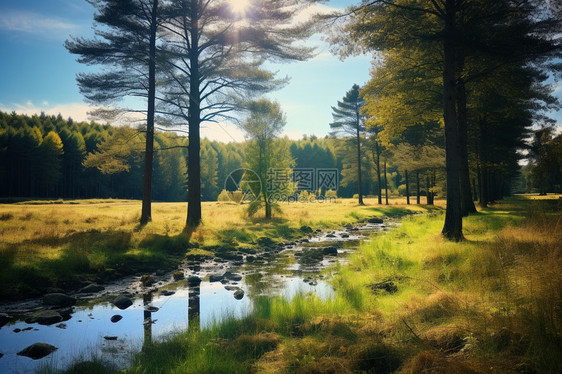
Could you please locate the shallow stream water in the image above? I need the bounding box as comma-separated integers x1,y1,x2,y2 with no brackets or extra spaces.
0,221,393,373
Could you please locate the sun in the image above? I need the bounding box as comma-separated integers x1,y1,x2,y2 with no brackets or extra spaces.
231,0,250,14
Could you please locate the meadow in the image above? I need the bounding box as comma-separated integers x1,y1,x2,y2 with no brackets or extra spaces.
32,195,561,374
0,197,426,301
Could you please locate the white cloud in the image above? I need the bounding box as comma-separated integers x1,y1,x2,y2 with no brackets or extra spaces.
201,121,246,143
0,101,92,122
0,10,78,39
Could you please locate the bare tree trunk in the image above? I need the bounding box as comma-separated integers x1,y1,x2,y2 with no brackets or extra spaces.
140,0,158,225
376,142,382,204
457,78,476,217
405,169,410,205
441,0,463,241
356,127,364,205
416,170,420,204
186,0,202,228
384,159,388,205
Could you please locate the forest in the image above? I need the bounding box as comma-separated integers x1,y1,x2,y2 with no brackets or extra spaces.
1,110,559,204
1,0,562,373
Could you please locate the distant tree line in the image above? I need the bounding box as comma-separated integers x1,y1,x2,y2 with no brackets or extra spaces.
1,110,455,203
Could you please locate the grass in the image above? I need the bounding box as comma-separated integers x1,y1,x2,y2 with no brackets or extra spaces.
50,194,561,374
0,197,422,300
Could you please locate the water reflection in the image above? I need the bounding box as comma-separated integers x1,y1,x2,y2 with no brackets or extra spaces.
143,293,152,349
188,277,201,332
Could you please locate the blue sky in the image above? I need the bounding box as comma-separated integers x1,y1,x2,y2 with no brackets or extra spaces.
0,0,559,142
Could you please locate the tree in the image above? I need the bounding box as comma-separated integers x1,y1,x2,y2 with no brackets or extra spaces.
330,84,366,205
40,131,64,195
66,0,161,224
334,0,561,240
242,99,293,219
160,0,318,228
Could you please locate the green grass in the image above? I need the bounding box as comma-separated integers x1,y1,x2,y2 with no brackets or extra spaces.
63,195,560,374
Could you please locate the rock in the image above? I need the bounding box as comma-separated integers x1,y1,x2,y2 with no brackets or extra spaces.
144,306,159,313
369,280,398,294
308,281,318,286
0,313,12,328
55,307,73,318
340,233,350,238
301,238,310,243
155,269,167,276
257,237,275,247
344,223,353,229
209,274,224,282
368,217,384,224
300,225,313,233
17,343,57,360
233,289,245,300
113,295,133,310
0,352,3,358
224,272,242,281
326,234,336,238
224,286,240,291
173,271,185,281
104,336,118,340
23,327,32,331
160,290,175,296
27,310,63,325
140,275,155,287
42,293,76,307
14,328,21,333
110,315,123,323
79,283,105,293
246,255,255,263
187,276,201,286
46,287,66,294
323,246,338,256
55,323,67,329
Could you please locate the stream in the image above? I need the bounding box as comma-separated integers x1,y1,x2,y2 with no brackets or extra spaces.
0,220,394,374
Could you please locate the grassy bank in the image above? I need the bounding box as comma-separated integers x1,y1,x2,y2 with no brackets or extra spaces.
46,195,561,373
0,198,424,301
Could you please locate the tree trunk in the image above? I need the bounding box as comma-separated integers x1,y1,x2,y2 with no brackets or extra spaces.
384,159,388,205
356,127,364,205
376,142,382,204
186,0,202,228
441,0,463,241
472,177,478,202
457,78,476,217
416,170,420,204
405,169,410,205
140,0,158,225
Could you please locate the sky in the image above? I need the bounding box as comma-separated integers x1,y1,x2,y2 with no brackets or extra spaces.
0,0,559,142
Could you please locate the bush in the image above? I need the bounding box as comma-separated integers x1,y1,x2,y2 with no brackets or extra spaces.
217,189,232,202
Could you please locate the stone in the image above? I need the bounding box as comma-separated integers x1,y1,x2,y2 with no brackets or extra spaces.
257,236,275,247
246,255,255,263
326,234,337,238
224,286,240,291
104,336,118,340
27,310,63,325
323,246,338,256
140,275,155,287
14,328,21,333
160,290,175,296
209,274,224,282
233,289,245,300
79,283,105,293
113,295,133,310
55,307,74,317
368,217,384,224
0,352,3,358
55,323,67,329
300,225,313,233
0,313,12,328
17,343,57,360
224,272,242,281
144,306,159,313
187,276,201,286
173,271,185,281
42,293,76,307
110,315,123,323
340,233,350,238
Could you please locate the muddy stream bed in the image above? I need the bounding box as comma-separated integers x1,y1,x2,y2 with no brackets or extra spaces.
0,220,396,373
